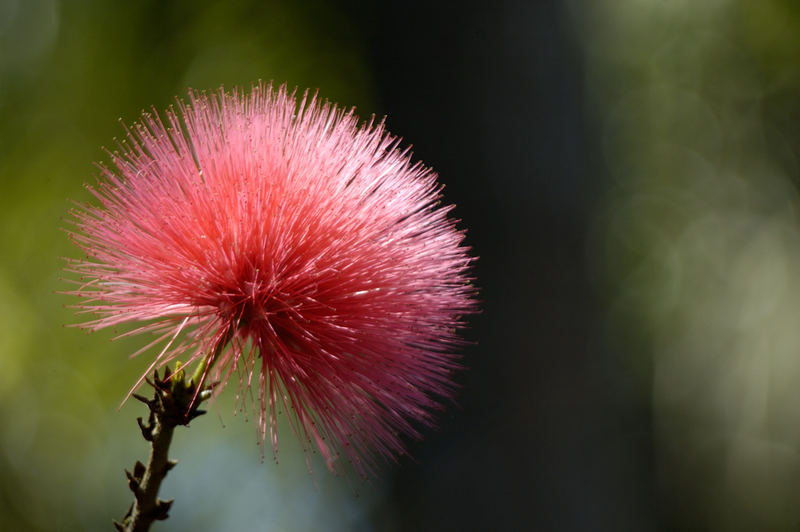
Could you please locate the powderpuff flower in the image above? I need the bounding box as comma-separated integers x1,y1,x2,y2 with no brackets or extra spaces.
66,83,477,477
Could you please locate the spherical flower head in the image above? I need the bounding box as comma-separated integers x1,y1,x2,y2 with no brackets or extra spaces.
66,83,477,478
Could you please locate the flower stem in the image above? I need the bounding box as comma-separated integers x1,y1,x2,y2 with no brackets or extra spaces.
114,365,211,532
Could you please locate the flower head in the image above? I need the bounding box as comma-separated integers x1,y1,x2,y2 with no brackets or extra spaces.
66,83,476,477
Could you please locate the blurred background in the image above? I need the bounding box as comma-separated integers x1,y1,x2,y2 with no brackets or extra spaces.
3,0,800,530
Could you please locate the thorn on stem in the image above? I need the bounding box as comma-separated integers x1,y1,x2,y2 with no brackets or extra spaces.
132,393,151,406
153,390,165,409
133,461,146,480
155,498,174,520
125,469,143,498
137,417,153,441
188,409,207,421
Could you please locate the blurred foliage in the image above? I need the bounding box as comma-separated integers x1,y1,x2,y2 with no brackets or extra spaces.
571,0,800,530
0,0,384,530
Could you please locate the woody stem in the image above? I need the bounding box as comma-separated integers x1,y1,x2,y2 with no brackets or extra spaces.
116,330,234,531
121,398,178,532
115,364,214,532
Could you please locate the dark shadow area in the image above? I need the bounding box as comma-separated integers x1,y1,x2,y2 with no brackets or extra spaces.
341,1,661,530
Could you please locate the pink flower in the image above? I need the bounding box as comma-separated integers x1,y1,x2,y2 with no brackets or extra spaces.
66,83,477,477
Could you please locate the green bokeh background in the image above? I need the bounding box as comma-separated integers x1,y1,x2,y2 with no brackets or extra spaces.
0,1,384,530
573,0,800,529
